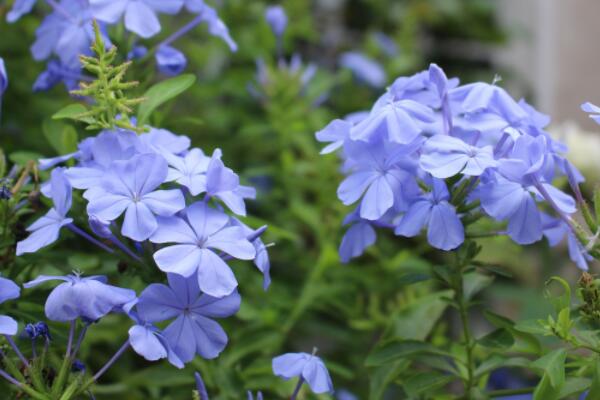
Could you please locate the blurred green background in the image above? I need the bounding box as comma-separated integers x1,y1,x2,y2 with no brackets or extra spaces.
0,0,590,398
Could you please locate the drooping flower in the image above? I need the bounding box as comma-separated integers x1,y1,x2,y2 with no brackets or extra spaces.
90,0,184,38
339,220,376,263
16,168,73,255
272,351,334,394
265,5,288,37
0,57,7,98
6,0,36,23
581,102,600,125
339,52,387,88
32,59,83,92
395,179,464,250
136,273,240,362
87,153,185,241
194,371,210,400
543,215,592,271
315,119,351,155
201,150,256,216
150,202,255,298
24,274,136,322
0,277,20,335
194,3,237,52
156,46,188,76
128,311,184,369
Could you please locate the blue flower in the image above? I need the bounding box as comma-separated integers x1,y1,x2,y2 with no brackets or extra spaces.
6,0,37,23
194,3,238,52
194,371,210,400
156,46,188,76
0,57,7,97
350,95,434,143
136,273,240,362
33,60,82,92
150,202,255,298
164,148,211,195
272,351,334,394
128,311,184,369
202,150,256,216
86,153,186,241
16,168,73,255
265,5,288,37
24,274,136,322
339,52,387,88
420,134,497,178
337,136,421,220
581,102,600,125
90,0,184,38
0,277,20,335
339,220,376,263
31,0,108,69
315,119,351,155
395,178,464,250
543,215,592,271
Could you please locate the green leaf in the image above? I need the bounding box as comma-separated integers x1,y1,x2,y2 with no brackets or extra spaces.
474,355,529,378
42,120,78,155
589,358,600,399
137,74,196,125
531,348,566,388
463,271,494,301
514,319,548,335
368,361,409,400
478,328,514,349
533,373,559,400
557,377,591,398
403,371,453,397
52,103,89,121
365,340,449,367
390,290,453,340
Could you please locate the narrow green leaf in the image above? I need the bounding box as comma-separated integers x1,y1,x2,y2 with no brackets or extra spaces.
463,271,494,301
365,340,449,367
533,373,559,400
531,348,566,388
390,290,453,340
403,372,453,397
478,328,514,349
42,120,78,155
52,103,88,120
368,361,409,400
589,357,600,400
137,74,196,125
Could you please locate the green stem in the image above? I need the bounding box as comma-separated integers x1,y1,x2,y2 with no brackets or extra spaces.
453,253,476,396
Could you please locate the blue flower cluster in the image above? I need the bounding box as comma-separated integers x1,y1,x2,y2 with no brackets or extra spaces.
7,0,236,90
14,125,270,368
318,64,590,269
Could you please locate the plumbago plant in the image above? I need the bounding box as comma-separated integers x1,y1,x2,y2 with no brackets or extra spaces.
0,24,337,400
317,64,600,398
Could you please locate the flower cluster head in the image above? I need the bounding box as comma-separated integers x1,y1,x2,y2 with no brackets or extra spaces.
318,64,589,269
7,0,236,90
272,350,334,395
18,126,270,297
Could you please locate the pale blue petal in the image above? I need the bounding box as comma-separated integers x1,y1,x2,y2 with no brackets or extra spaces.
427,202,464,250
197,249,238,298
